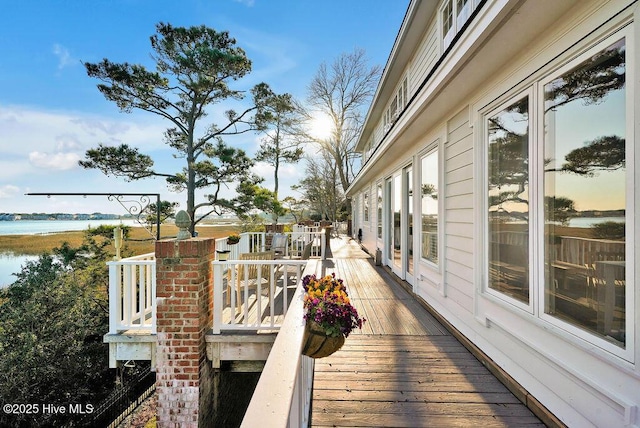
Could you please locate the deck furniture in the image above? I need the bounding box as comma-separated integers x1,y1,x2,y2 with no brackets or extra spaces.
270,233,288,258
228,251,276,312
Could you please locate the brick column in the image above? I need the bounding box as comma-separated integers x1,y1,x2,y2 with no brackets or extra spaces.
155,238,215,427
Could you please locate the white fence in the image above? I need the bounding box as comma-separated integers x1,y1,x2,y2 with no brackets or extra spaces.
241,263,317,428
107,228,327,335
107,253,156,334
212,259,308,333
215,229,326,261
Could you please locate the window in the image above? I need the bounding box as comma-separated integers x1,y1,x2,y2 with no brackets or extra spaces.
483,32,631,356
441,0,477,49
442,0,454,48
384,77,409,132
421,150,438,264
487,95,530,304
543,38,627,349
363,190,369,222
377,184,383,239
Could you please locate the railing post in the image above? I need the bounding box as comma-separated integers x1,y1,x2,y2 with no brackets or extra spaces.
321,229,327,260
108,262,118,334
212,262,224,334
150,262,157,334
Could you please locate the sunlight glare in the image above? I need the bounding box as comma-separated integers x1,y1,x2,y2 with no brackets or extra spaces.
309,112,333,140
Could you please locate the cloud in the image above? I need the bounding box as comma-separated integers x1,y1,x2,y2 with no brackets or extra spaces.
52,43,75,70
233,0,255,6
0,105,167,157
0,185,20,198
29,151,81,170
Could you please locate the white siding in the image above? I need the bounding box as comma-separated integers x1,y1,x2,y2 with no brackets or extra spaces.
410,24,439,94
443,108,474,307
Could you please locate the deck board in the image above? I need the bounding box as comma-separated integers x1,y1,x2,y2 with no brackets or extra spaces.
310,239,544,427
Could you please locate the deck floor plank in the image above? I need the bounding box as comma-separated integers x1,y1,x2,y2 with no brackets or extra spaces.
310,239,544,427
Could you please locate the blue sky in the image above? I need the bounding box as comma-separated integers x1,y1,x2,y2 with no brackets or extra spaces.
0,0,406,215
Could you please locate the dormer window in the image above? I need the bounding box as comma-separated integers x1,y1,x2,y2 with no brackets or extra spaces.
441,0,476,50
383,76,409,133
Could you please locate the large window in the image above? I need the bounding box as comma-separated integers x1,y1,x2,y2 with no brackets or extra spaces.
421,150,438,264
484,32,630,356
487,96,530,304
543,38,627,348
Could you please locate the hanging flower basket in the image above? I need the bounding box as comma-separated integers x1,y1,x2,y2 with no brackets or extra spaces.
301,274,365,359
302,321,345,358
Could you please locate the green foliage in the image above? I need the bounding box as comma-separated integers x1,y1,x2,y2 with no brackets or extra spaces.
144,200,179,229
592,221,625,240
255,93,304,197
82,22,286,235
239,214,266,233
0,243,112,427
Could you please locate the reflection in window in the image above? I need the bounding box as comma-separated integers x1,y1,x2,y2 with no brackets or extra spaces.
487,96,529,304
364,191,369,222
406,167,414,275
442,0,454,47
544,39,626,347
421,151,438,264
393,175,402,270
377,184,383,239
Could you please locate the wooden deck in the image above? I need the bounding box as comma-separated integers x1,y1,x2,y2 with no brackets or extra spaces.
311,238,545,427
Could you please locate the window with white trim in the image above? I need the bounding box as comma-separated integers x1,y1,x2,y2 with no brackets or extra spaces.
363,189,369,222
383,77,408,132
483,30,632,358
441,0,476,50
377,183,383,239
421,149,439,265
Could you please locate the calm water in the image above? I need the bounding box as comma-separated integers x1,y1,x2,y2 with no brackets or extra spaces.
0,219,137,287
0,219,137,235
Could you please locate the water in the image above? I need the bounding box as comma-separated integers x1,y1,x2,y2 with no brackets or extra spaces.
0,219,137,235
0,219,137,287
0,254,38,287
567,216,624,228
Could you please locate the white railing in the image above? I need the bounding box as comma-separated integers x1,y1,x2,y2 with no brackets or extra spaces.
284,229,326,259
215,229,326,261
214,232,267,260
241,263,317,428
107,253,156,334
212,259,308,333
557,236,625,266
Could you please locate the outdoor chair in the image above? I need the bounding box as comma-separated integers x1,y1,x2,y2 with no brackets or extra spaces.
270,233,288,258
227,250,276,312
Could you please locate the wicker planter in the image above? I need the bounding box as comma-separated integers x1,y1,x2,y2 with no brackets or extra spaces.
301,321,345,358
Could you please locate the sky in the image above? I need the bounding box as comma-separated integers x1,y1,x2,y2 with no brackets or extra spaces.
0,0,407,215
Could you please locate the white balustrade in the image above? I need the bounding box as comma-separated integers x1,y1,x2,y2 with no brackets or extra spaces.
241,262,318,428
281,229,326,259
212,259,308,333
107,253,156,334
215,232,266,260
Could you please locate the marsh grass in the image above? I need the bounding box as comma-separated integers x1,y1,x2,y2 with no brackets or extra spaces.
0,224,240,257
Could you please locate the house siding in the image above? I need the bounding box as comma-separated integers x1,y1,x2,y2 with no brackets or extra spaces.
410,23,439,94
350,1,639,426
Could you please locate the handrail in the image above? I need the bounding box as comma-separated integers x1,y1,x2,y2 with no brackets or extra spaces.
216,230,327,260
212,259,308,334
107,252,156,334
241,261,318,428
